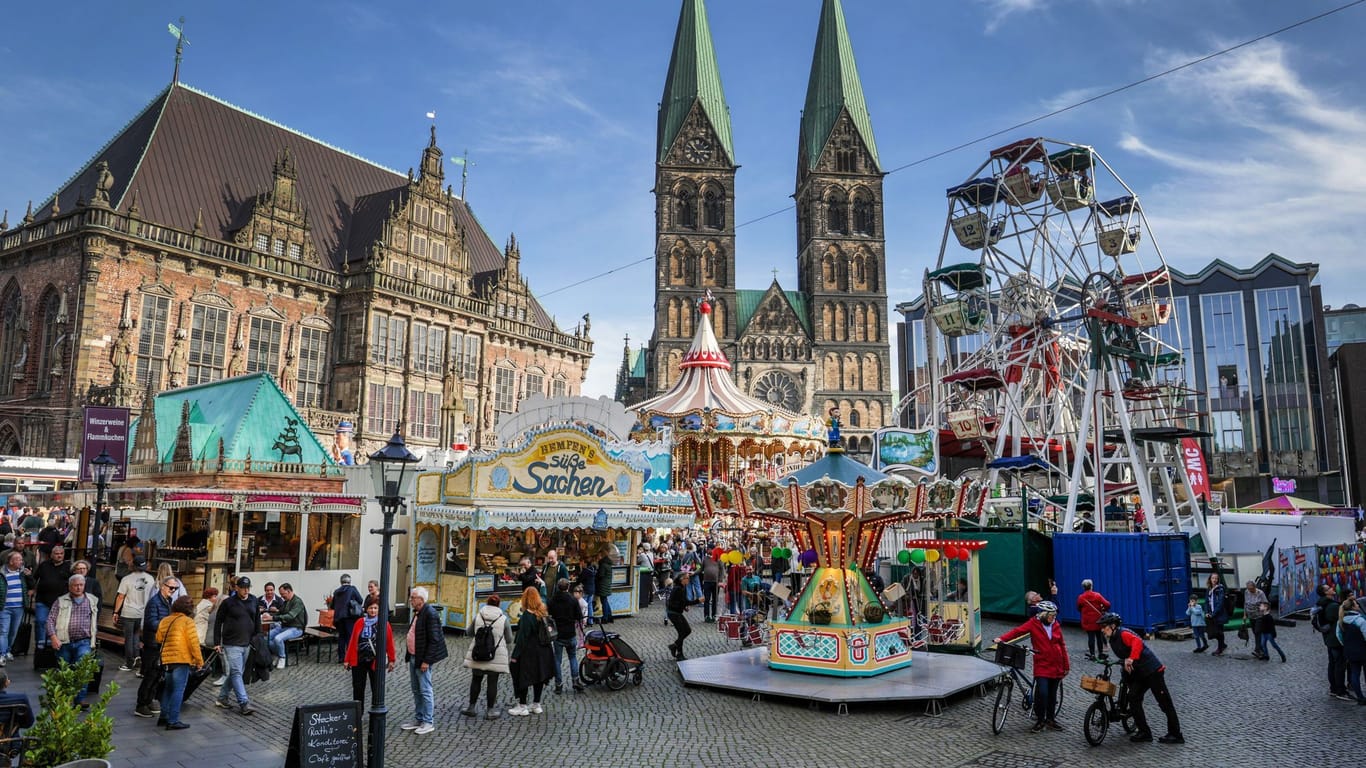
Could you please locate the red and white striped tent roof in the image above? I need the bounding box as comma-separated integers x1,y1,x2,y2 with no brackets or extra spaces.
633,300,797,419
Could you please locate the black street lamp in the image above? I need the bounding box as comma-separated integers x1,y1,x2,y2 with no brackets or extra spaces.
88,448,117,563
366,432,419,768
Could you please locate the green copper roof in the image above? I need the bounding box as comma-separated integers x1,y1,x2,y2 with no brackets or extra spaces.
129,373,335,465
629,347,648,379
800,0,879,171
736,287,812,336
658,0,735,164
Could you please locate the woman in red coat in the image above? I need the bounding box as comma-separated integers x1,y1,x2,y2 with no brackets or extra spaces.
996,601,1070,732
1076,579,1112,661
345,599,396,704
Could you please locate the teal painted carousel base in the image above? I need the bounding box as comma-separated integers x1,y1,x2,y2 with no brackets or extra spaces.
767,617,914,677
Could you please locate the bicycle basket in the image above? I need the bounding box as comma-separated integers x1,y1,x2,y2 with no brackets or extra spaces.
1080,675,1118,697
994,643,1028,670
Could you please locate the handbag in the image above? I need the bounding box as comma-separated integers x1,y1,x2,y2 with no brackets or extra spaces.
1236,625,1249,641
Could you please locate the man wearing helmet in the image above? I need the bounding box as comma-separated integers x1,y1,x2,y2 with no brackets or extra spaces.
996,600,1069,732
1097,613,1184,744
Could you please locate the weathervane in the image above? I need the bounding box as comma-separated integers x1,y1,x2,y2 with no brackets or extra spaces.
449,149,473,199
167,17,190,83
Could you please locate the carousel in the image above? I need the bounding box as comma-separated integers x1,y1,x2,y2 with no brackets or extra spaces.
630,296,825,489
691,411,990,677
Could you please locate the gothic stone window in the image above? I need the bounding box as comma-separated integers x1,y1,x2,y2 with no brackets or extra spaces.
296,326,330,408
188,304,230,385
676,186,697,229
0,284,21,396
136,294,171,387
36,291,61,393
826,189,849,235
246,316,283,375
752,370,802,413
703,187,724,229
853,191,875,235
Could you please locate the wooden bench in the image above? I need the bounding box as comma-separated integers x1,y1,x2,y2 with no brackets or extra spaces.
304,627,337,663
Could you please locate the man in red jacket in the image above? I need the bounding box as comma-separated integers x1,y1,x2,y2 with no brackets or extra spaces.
996,600,1070,732
1076,579,1112,661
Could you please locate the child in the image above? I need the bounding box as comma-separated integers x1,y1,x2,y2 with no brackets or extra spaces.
1254,602,1286,662
1186,596,1208,653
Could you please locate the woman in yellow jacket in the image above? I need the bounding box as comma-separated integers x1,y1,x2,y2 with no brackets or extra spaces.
155,595,203,730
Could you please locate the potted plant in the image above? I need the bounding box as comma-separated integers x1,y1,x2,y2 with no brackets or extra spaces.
862,603,886,623
807,601,833,625
26,653,118,768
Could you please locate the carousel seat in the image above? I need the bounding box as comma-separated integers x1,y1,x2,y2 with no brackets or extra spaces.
930,298,986,337
989,137,1046,164
950,211,1003,250
948,409,996,441
1120,268,1170,287
1046,174,1093,211
987,455,1050,472
1003,167,1044,205
1095,195,1141,217
1128,301,1171,327
1098,224,1142,256
943,368,1005,390
1047,147,1094,174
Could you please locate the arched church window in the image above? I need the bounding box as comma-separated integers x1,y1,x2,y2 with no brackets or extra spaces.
853,192,875,235
676,187,697,229
703,188,724,229
826,189,848,235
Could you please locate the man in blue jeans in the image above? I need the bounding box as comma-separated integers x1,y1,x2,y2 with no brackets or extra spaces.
45,574,99,705
213,577,260,716
547,578,584,693
402,587,447,735
0,552,29,663
267,583,306,669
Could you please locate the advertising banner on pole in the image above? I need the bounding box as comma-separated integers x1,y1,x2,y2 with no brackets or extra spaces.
81,406,131,482
1179,437,1210,502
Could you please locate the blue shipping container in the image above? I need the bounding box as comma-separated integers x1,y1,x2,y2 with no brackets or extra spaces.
1053,532,1191,635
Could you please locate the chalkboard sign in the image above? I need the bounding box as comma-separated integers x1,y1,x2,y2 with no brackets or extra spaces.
285,701,362,768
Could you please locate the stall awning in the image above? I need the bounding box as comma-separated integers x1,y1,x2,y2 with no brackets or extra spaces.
416,504,694,531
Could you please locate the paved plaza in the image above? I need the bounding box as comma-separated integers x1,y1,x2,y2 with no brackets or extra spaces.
8,603,1357,768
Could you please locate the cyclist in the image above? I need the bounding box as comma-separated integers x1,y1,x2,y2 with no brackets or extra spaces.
1096,612,1184,745
995,600,1069,732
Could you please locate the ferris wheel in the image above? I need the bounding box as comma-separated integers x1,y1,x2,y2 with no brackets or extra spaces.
919,137,1209,542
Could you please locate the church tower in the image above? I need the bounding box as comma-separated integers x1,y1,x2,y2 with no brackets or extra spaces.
648,0,738,396
795,0,892,445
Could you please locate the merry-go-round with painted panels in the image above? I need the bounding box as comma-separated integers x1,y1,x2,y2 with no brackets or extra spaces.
630,298,826,488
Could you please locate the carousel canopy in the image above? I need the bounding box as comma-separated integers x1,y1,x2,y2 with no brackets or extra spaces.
632,299,801,419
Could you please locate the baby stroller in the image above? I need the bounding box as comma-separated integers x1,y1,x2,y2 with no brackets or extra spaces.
579,629,644,690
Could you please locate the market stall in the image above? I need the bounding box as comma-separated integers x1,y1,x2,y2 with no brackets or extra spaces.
413,425,694,630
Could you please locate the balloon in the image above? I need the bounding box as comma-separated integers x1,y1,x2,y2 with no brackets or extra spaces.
960,549,973,561
944,545,959,560
773,547,787,559
896,550,911,564
909,548,926,565
711,547,724,560
925,548,941,563
799,549,819,567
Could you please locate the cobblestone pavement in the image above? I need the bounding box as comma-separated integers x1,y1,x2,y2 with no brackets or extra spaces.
8,603,1359,768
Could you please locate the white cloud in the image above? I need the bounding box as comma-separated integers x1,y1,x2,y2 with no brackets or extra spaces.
1117,40,1366,302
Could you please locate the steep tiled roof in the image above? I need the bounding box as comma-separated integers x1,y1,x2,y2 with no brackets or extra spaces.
32,82,562,331
658,0,734,164
736,286,812,336
800,0,880,171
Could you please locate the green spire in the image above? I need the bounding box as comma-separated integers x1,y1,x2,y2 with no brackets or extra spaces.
658,0,734,164
800,0,879,171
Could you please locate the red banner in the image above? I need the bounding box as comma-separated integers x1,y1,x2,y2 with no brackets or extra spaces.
1180,438,1210,502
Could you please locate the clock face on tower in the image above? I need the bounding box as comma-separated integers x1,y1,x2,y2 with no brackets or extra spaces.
684,137,713,164
753,371,802,414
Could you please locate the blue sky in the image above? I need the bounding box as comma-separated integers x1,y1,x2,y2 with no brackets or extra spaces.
4,1,1366,399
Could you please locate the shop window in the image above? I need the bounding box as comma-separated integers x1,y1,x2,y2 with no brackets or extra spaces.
305,513,360,570
232,511,302,572
444,528,471,574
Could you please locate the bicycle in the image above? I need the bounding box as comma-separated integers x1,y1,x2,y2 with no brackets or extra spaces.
981,641,1064,734
1080,657,1136,746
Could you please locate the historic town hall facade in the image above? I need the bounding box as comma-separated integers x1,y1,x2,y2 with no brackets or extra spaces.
0,81,592,459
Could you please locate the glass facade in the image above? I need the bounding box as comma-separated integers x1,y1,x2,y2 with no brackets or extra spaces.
1325,306,1366,354
1255,287,1314,470
1200,292,1253,456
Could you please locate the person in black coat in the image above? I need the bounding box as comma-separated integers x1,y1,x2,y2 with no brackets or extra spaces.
546,579,584,693
666,572,702,661
212,577,261,715
330,574,364,663
403,587,447,734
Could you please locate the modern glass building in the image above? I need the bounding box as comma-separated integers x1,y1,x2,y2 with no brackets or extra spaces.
896,254,1344,507
1325,304,1366,355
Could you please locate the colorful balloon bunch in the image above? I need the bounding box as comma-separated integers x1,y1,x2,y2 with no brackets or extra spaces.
896,545,969,564
770,547,793,559
720,550,745,565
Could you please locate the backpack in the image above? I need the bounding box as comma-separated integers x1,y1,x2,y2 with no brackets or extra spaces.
356,629,378,664
538,614,553,646
471,615,499,662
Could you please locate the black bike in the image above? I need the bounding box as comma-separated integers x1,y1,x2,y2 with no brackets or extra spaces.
1080,658,1136,746
981,641,1064,734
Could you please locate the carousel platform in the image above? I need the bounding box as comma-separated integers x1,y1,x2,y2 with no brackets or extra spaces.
678,646,1000,716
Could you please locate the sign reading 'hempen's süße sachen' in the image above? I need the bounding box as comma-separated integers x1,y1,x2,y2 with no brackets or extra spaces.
466,427,644,505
